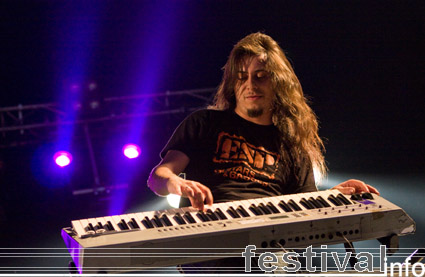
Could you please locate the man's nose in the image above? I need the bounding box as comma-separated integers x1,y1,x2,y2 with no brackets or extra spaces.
246,75,258,90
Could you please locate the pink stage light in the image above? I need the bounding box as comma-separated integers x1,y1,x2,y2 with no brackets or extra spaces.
53,151,73,167
122,144,141,159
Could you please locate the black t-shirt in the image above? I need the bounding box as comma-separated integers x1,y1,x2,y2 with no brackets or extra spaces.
161,109,317,203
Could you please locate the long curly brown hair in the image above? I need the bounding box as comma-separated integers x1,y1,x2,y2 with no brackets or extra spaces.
211,32,327,182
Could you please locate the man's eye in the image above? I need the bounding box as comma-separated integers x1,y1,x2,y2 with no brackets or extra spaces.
237,74,247,80
256,71,268,79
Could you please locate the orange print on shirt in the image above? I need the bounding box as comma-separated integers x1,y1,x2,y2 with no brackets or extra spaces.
213,132,280,185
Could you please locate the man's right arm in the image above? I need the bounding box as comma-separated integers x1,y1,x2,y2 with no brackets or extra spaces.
147,150,213,210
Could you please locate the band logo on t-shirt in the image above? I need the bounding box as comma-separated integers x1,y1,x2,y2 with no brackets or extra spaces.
213,132,280,186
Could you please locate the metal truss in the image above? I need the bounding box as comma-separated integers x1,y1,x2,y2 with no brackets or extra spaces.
0,87,216,148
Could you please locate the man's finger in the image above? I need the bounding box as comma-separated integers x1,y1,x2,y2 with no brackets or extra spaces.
188,196,203,211
198,184,213,206
335,187,355,195
181,185,194,198
366,184,380,195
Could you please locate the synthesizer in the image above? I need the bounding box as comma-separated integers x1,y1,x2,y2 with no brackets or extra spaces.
61,190,415,274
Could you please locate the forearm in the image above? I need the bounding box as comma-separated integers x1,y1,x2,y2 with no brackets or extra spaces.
147,165,180,196
147,150,213,210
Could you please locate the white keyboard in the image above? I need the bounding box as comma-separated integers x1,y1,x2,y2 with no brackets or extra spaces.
62,190,416,274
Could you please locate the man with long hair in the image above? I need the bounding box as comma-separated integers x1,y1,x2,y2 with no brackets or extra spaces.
147,32,378,273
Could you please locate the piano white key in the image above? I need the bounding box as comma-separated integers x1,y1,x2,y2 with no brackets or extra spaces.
95,217,107,229
133,211,151,228
71,219,87,238
79,219,95,235
111,215,127,230
130,213,144,228
132,212,150,229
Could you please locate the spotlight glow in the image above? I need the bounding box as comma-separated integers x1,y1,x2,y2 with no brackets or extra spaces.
167,194,181,208
122,144,141,159
53,151,73,167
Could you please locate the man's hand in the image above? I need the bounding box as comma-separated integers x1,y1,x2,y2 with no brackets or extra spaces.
147,150,214,211
166,174,213,211
332,179,380,195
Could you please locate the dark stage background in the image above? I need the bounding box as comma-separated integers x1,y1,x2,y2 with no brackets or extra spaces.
0,0,424,274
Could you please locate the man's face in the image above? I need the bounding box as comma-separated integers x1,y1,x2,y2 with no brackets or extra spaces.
234,55,274,124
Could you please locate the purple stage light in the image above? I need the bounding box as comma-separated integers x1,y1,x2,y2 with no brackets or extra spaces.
122,144,141,159
53,151,73,167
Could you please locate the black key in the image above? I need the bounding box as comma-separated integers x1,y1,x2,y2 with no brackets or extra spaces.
206,209,219,221
127,220,136,229
249,204,263,216
85,223,95,233
118,219,129,230
328,194,343,206
267,202,280,214
160,214,173,226
227,206,241,218
105,221,115,231
142,217,155,229
288,199,302,211
94,222,104,232
183,212,197,224
173,213,186,225
197,211,210,222
278,200,293,212
152,215,164,227
102,224,110,232
351,193,363,201
214,208,228,220
258,203,273,214
129,218,140,229
316,196,331,207
337,193,352,205
237,205,250,217
308,197,324,208
300,198,315,209
361,192,374,200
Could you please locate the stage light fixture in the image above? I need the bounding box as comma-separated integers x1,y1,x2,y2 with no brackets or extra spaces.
167,194,181,208
122,144,141,159
53,151,73,167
